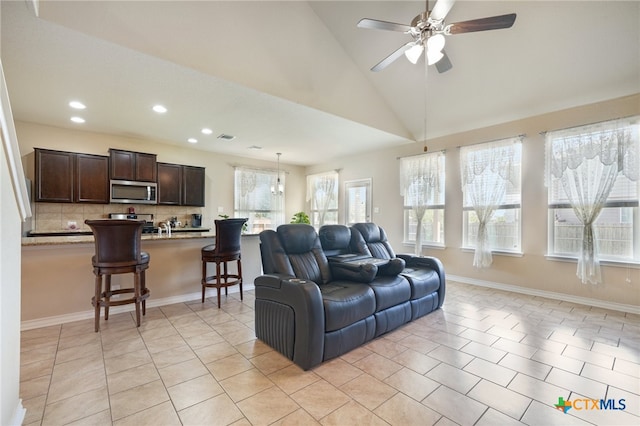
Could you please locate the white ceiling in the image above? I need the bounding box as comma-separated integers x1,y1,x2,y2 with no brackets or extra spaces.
2,1,639,166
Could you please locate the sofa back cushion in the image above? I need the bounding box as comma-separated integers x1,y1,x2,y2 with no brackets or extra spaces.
260,224,332,284
319,225,352,256
351,223,396,259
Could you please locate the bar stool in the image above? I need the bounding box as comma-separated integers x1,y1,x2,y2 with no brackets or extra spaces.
201,218,247,308
85,219,150,332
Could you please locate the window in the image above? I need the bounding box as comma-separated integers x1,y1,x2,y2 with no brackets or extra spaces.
234,167,285,234
545,117,639,283
344,179,371,225
307,171,338,229
399,152,445,251
460,138,522,268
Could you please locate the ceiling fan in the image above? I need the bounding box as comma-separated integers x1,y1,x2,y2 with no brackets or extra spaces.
357,0,516,73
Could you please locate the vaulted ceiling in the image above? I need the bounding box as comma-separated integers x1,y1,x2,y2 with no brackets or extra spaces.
2,1,639,165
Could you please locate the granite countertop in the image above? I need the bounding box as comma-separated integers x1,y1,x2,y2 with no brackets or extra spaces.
22,229,259,247
22,230,216,246
27,227,210,236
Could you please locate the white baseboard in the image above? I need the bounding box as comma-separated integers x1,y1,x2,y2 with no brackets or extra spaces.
8,400,26,426
22,276,638,330
448,274,640,315
21,284,254,331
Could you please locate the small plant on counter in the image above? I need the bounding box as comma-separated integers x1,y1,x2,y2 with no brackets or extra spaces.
290,211,310,224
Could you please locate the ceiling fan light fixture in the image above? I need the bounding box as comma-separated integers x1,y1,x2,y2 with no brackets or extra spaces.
404,43,424,64
427,48,444,65
426,33,446,53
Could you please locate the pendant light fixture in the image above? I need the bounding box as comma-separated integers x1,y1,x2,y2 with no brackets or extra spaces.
271,152,284,195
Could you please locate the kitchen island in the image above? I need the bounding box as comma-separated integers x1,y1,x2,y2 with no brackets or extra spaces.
21,232,261,329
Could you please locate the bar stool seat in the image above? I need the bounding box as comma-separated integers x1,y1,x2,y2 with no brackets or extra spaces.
201,218,247,308
85,219,150,332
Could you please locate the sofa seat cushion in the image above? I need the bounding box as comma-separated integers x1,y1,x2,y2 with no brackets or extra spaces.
320,282,376,332
402,267,440,299
367,275,411,311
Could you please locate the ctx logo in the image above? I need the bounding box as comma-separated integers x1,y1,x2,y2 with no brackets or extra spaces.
554,397,626,413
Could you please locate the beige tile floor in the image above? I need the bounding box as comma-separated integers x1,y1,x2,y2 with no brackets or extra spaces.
20,281,640,425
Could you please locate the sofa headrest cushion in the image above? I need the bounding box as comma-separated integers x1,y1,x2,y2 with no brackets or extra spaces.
353,222,382,243
319,225,351,250
277,224,319,254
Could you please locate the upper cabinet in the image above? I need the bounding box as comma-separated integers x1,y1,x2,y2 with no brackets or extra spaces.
182,166,206,207
109,149,157,182
157,162,182,205
35,149,74,202
35,148,109,203
34,148,203,206
157,163,205,207
75,153,109,203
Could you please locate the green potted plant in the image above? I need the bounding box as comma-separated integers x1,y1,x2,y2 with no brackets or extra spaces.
290,211,310,224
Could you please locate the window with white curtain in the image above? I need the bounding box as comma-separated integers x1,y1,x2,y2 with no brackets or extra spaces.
545,117,639,284
400,151,445,253
234,166,285,234
460,138,522,268
307,171,338,229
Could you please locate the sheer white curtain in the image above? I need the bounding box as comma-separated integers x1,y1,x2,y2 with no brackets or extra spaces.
400,152,444,255
460,138,521,268
234,167,285,233
306,171,338,227
545,117,639,284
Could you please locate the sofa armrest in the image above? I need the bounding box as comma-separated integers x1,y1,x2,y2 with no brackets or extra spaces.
254,274,326,370
397,254,446,308
329,261,378,283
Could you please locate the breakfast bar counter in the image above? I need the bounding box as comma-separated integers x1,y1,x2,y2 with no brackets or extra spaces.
21,232,261,328
22,229,216,246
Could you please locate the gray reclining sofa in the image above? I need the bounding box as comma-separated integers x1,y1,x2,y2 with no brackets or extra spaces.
254,223,445,370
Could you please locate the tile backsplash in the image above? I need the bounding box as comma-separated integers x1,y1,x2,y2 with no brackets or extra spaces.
31,203,206,232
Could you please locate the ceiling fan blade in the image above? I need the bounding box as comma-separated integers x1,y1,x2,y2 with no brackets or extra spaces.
371,42,414,72
447,13,516,34
435,50,452,73
429,0,456,22
357,18,411,33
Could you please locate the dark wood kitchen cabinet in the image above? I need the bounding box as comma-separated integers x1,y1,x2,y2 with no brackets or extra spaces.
109,149,157,182
35,149,74,202
157,163,205,206
182,166,205,207
35,148,109,203
75,153,109,203
157,162,182,205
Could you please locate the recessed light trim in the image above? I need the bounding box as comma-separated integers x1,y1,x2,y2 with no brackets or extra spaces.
187,138,198,144
201,128,213,135
217,134,236,141
153,105,167,113
70,116,85,124
69,101,86,109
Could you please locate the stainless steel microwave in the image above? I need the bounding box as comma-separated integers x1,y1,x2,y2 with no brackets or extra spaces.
110,180,157,204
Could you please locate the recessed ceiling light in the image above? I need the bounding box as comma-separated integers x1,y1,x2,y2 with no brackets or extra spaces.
217,134,236,141
153,105,167,113
187,138,198,144
70,116,85,124
69,101,86,109
248,145,262,150
201,128,213,135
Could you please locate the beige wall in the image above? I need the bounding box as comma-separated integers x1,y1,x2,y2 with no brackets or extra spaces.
307,94,640,309
17,95,640,315
17,121,307,227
